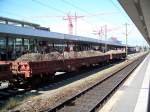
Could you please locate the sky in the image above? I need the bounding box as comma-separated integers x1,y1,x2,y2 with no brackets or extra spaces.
0,0,148,46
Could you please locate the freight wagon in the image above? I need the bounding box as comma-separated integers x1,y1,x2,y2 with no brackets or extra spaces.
11,54,110,79
0,52,126,87
0,61,13,85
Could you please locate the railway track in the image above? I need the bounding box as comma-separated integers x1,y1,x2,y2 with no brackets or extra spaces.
47,54,147,112
0,60,120,108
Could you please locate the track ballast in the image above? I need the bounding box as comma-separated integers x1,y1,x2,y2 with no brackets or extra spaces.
47,54,147,112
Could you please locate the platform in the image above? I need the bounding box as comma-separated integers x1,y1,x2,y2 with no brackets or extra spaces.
99,53,150,112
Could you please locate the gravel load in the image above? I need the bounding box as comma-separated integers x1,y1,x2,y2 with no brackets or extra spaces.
63,50,104,59
63,51,77,59
105,50,125,54
43,52,63,60
77,50,104,58
16,52,62,62
15,50,104,62
16,53,43,62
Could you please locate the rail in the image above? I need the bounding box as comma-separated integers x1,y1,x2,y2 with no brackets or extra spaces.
46,53,147,112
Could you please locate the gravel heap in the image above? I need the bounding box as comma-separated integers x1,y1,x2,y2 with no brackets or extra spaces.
63,51,77,59
16,53,43,62
16,52,62,62
43,52,63,60
77,50,104,58
63,50,104,59
16,51,104,62
105,50,125,54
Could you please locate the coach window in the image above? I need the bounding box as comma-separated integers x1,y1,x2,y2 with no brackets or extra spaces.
28,39,35,52
15,38,22,57
7,38,14,60
0,37,7,60
24,39,30,51
0,37,6,50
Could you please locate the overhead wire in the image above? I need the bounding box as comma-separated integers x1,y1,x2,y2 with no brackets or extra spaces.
127,24,135,35
61,0,127,36
108,0,137,40
60,0,107,31
32,0,119,30
61,0,98,28
61,0,92,15
32,0,98,33
61,0,109,22
0,10,30,21
5,0,124,37
32,0,66,14
108,0,130,21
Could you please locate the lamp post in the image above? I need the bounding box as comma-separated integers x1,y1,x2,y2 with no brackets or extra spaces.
125,23,129,57
105,25,107,52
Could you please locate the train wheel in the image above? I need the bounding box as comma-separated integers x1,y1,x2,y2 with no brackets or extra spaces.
48,74,55,83
42,74,53,83
29,75,42,88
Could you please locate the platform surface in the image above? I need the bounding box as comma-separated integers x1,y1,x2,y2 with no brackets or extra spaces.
99,53,150,112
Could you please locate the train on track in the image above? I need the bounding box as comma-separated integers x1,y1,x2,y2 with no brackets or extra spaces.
0,52,126,86
0,17,134,86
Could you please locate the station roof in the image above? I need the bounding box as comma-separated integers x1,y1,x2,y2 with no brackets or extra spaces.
0,21,125,47
0,16,40,28
118,0,150,45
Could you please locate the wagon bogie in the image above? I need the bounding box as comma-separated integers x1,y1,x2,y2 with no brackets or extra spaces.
0,62,13,82
64,54,110,72
110,53,126,61
11,60,63,79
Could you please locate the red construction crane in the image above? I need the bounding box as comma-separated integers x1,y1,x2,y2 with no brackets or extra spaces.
63,13,84,35
29,11,116,35
93,27,104,38
93,25,122,38
29,13,84,35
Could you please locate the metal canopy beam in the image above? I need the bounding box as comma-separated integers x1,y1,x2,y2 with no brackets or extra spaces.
118,0,150,45
0,16,40,28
